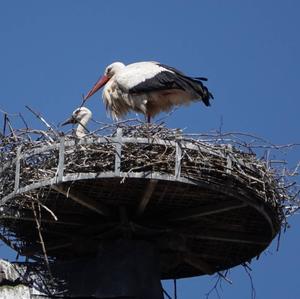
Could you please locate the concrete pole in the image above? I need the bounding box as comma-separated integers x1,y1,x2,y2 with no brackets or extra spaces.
51,239,164,299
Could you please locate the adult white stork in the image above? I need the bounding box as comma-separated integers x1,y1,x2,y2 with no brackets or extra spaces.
62,107,92,138
84,61,213,122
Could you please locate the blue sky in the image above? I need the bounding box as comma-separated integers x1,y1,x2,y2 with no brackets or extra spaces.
0,1,299,298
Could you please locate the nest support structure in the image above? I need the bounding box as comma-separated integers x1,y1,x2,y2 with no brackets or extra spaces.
0,124,288,297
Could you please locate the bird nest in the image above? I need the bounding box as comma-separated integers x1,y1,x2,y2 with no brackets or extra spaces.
0,119,299,285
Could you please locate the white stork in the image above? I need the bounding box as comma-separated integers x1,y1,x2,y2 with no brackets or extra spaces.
62,107,92,138
84,61,213,122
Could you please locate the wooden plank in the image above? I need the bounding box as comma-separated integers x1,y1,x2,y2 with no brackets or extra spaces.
186,231,269,245
136,179,158,216
167,200,247,221
0,215,82,226
184,252,215,274
51,185,109,216
46,242,73,251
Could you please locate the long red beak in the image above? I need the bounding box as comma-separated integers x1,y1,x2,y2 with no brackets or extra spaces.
84,75,110,100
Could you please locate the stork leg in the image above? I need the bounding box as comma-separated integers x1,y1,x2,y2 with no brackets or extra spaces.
146,114,151,140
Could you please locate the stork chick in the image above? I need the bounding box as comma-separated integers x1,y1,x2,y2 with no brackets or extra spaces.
62,107,92,138
84,61,213,122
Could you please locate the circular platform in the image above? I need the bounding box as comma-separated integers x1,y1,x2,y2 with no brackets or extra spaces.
0,127,283,279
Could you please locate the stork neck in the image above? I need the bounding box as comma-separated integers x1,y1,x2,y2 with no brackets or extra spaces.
76,115,90,138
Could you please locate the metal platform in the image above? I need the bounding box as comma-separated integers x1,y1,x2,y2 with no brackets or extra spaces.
0,128,282,280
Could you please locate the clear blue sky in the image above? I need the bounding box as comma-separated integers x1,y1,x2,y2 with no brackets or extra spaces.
0,1,299,298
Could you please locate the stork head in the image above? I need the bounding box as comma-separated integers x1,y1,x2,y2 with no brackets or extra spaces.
84,62,125,100
104,62,125,78
62,107,92,126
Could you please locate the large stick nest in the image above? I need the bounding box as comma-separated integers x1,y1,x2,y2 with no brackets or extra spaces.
0,121,298,216
0,118,299,291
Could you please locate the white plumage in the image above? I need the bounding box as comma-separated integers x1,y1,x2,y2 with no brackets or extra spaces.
84,61,213,121
62,107,92,138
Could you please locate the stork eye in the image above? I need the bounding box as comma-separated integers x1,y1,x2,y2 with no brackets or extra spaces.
106,67,113,75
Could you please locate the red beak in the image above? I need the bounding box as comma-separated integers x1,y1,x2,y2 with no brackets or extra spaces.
84,75,110,100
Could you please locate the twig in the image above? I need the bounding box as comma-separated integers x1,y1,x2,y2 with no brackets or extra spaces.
276,228,281,251
163,287,173,299
25,106,58,139
205,274,222,299
25,194,58,221
19,112,29,130
91,117,145,131
0,108,19,116
174,279,177,299
3,113,7,136
76,119,90,134
243,264,256,299
80,93,87,108
156,107,178,123
217,271,233,284
31,201,53,280
3,115,18,141
17,128,55,142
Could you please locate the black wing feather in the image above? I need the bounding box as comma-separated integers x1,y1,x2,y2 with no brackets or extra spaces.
129,63,213,106
129,71,185,93
159,64,213,105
